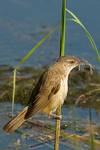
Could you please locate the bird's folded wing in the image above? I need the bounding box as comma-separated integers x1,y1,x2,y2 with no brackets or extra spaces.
25,69,61,119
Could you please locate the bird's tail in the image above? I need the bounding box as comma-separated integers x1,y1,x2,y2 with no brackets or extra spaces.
3,106,28,133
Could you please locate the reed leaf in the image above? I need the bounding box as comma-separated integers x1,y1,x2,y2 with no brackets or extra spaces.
66,9,100,62
12,31,54,115
15,31,53,69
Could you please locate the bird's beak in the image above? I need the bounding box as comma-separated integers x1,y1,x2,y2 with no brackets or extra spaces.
75,59,94,106
78,59,94,74
79,59,92,66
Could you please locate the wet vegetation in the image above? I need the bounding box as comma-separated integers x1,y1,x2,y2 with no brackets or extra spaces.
0,65,100,109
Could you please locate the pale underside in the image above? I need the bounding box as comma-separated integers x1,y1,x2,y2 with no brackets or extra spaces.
43,77,68,114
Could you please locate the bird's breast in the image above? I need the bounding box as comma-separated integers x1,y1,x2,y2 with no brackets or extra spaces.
59,77,68,104
42,77,68,115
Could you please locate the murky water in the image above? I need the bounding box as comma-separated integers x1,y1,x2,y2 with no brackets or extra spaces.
0,0,100,68
0,102,100,150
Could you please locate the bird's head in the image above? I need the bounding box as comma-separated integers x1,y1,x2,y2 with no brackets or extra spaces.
56,55,93,74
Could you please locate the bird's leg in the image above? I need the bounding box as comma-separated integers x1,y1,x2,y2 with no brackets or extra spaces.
49,112,62,120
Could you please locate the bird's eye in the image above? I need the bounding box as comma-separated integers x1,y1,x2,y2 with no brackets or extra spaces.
67,60,74,64
70,60,74,63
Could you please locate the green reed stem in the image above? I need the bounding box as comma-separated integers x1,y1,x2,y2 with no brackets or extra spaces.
54,0,66,150
60,0,66,57
12,69,17,116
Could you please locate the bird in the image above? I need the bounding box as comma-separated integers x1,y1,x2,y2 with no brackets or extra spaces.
3,55,86,133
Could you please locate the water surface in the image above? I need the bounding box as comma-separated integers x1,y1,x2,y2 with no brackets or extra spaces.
0,0,100,68
0,102,100,150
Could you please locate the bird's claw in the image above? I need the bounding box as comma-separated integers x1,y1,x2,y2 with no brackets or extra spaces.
49,113,62,120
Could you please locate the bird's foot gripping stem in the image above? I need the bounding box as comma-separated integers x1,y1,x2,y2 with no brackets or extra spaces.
49,113,62,120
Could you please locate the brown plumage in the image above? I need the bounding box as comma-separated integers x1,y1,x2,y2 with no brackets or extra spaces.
3,107,28,133
3,55,83,133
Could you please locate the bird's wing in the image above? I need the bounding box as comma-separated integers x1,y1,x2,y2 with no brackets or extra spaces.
25,68,61,119
27,71,46,105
